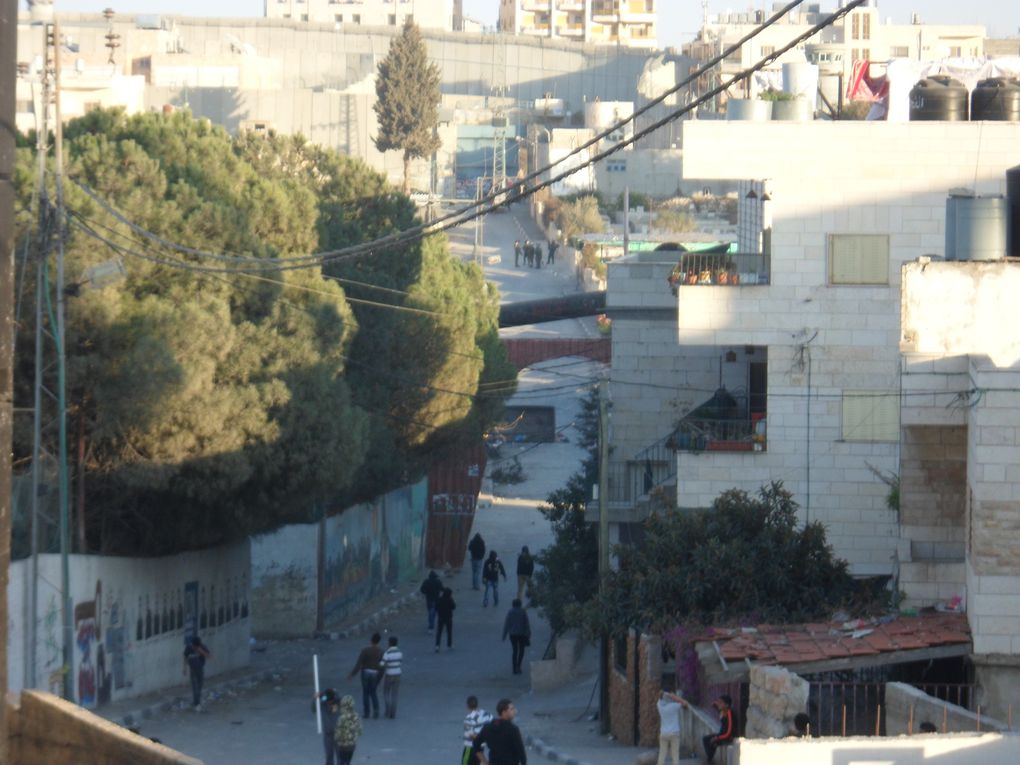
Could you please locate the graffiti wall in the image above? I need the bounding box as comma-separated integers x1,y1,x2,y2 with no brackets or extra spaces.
7,541,251,707
250,479,427,637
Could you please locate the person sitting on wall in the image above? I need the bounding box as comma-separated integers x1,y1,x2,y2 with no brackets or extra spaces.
702,694,734,764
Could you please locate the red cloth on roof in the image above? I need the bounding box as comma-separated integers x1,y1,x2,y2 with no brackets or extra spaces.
846,60,890,101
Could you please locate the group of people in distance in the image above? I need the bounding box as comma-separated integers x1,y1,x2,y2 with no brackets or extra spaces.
512,238,558,269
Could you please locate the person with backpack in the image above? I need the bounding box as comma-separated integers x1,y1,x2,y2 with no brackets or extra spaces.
482,551,507,608
515,546,534,602
420,570,443,632
334,695,362,765
469,533,486,591
435,587,456,651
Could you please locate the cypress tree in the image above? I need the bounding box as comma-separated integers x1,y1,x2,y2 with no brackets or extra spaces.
373,20,442,194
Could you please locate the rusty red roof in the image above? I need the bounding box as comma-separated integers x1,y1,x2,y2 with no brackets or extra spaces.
696,612,970,668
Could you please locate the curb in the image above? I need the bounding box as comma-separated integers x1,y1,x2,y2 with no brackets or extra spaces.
526,734,589,765
313,591,421,641
114,668,278,729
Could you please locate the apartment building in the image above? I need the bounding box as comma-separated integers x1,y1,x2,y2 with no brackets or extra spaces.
602,118,1020,715
265,0,464,30
499,0,657,49
685,3,984,103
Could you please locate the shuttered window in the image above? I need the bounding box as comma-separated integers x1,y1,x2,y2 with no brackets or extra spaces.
828,234,889,285
841,390,899,442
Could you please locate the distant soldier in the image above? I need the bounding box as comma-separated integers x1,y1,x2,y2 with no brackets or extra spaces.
547,240,557,265
513,239,521,267
523,241,533,267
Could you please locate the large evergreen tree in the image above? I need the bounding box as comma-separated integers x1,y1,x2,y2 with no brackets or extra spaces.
373,20,442,194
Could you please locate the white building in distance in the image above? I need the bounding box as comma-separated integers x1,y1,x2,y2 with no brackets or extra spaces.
265,0,465,31
499,0,657,49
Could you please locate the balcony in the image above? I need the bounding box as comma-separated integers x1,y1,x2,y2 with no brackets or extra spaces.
523,0,552,11
666,251,771,293
558,24,585,36
669,415,766,453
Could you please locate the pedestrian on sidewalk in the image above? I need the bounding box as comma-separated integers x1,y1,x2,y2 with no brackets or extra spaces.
546,240,556,265
702,694,735,764
513,240,521,267
421,570,443,632
656,690,688,765
502,599,531,675
435,587,456,651
381,636,403,719
515,546,534,602
462,695,493,765
312,688,342,765
182,635,210,711
471,698,527,765
482,551,507,608
469,533,487,591
534,243,541,269
333,695,362,765
347,632,383,719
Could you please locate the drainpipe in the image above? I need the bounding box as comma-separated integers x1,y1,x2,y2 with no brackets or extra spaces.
633,627,641,745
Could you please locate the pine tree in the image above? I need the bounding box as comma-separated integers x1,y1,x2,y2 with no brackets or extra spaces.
373,20,442,194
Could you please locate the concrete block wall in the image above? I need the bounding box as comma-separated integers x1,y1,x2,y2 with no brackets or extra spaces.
608,631,664,747
884,682,1009,736
745,666,808,739
735,731,1020,764
7,543,251,710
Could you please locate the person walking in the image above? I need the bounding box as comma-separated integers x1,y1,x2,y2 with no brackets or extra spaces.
656,691,687,765
502,599,531,675
313,688,342,765
513,239,521,267
381,636,403,719
471,698,527,765
462,695,493,765
546,240,556,265
435,587,456,651
182,635,210,711
333,695,362,765
347,632,384,719
515,546,534,602
421,570,443,632
469,533,486,591
702,694,735,764
482,551,507,607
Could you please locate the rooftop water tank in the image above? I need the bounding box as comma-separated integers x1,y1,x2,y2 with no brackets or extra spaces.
910,76,969,121
971,78,1020,122
946,194,1007,261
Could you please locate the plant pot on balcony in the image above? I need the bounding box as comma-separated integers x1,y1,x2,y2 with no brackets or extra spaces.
726,98,772,121
771,96,813,121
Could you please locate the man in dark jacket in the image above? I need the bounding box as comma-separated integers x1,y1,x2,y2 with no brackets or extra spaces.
435,587,456,651
471,698,526,765
482,551,507,608
515,546,534,602
312,688,341,765
469,533,486,591
347,632,384,719
502,599,531,675
420,570,443,632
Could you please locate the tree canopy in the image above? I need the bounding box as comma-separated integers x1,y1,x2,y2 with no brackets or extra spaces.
12,109,513,556
373,20,443,194
578,482,855,637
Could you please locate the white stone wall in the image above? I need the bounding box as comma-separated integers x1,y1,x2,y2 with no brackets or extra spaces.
267,0,457,30
676,120,1020,576
250,524,319,638
745,665,809,739
7,543,251,708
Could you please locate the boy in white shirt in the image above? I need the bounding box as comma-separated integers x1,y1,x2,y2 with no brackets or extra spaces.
462,695,493,765
656,690,687,765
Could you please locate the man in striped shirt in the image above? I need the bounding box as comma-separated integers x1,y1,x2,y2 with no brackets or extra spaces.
382,635,403,719
462,695,492,765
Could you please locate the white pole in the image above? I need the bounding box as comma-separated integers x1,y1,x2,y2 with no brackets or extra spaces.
313,654,322,734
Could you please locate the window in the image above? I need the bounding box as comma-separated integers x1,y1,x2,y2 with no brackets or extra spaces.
606,160,627,172
760,45,775,56
851,14,859,40
851,48,860,62
388,13,396,25
949,46,961,57
862,13,870,40
862,48,870,61
352,13,361,23
335,14,342,22
828,234,889,285
841,390,899,442
890,45,909,58
300,13,308,20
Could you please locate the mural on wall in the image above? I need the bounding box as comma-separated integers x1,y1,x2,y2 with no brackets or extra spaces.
322,481,426,626
42,593,63,696
73,581,113,707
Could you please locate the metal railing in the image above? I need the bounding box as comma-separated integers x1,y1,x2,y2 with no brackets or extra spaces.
606,431,677,505
667,251,771,291
912,683,975,711
670,418,764,452
809,681,887,737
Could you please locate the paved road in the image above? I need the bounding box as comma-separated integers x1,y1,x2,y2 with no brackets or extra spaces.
92,204,653,764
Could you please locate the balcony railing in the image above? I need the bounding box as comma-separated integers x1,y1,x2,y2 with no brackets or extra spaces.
667,251,771,292
670,417,766,452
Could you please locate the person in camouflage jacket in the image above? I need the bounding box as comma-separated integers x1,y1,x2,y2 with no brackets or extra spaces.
334,695,363,765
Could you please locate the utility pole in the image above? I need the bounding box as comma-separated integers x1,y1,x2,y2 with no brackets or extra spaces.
2,0,21,756
597,376,610,734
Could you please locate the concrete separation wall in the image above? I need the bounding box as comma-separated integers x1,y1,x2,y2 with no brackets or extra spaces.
885,682,1009,735
735,731,1020,764
7,543,251,709
8,690,203,765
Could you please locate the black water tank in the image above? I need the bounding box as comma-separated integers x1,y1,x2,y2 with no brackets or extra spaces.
971,78,1020,121
1007,164,1020,258
909,76,969,121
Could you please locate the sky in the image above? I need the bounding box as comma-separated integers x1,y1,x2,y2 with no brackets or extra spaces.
33,1,1020,46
